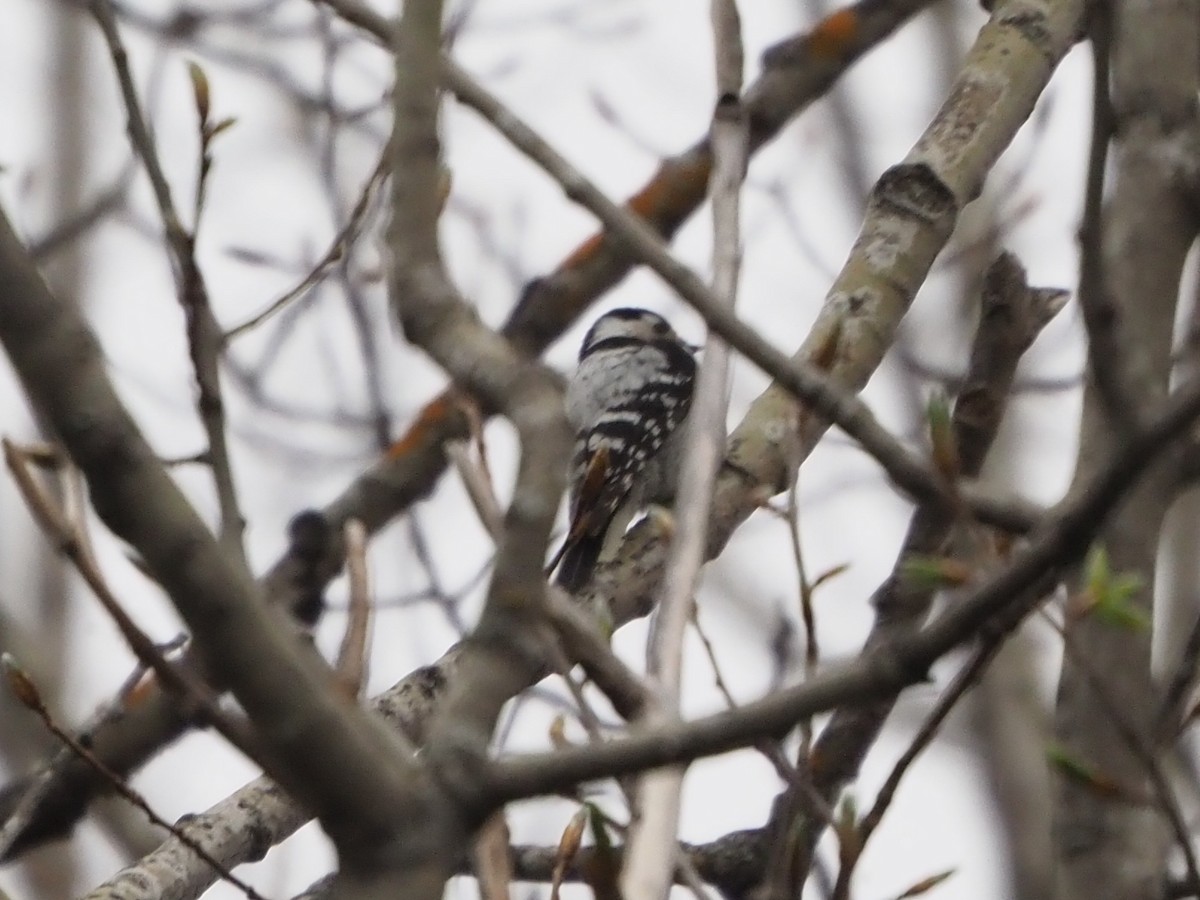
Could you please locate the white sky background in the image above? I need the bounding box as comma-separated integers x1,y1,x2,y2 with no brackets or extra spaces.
0,0,1097,897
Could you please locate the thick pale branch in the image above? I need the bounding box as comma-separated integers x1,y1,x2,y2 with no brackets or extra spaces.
622,4,749,897
1052,0,1200,893
385,2,572,894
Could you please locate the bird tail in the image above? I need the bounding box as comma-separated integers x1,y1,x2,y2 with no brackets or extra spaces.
553,534,604,593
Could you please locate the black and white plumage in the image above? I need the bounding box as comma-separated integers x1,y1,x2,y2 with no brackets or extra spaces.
554,308,697,592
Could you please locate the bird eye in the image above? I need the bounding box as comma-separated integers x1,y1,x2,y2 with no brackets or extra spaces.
653,320,669,334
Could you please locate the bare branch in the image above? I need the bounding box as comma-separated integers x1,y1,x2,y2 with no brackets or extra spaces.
1074,0,1137,426
488,372,1200,800
1,657,266,900
384,1,573,891
769,254,1066,889
446,441,505,541
832,637,1006,897
1,439,262,766
335,519,373,698
90,0,248,567
623,3,748,896
224,144,391,341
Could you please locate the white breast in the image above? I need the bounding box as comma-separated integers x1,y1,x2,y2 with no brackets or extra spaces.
565,344,669,432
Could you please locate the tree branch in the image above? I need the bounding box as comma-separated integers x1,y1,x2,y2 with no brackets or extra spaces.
487,372,1200,800
90,0,248,567
622,5,749,897
0,205,437,893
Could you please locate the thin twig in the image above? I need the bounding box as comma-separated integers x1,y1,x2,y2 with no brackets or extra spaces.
0,766,58,863
2,439,263,763
786,481,820,679
754,478,832,900
543,596,714,900
690,608,739,710
1075,0,1137,427
785,474,820,796
336,519,373,698
622,7,747,897
832,637,1005,898
224,144,390,340
689,608,833,820
446,441,505,541
28,160,135,261
770,254,1067,889
546,591,652,723
1,656,268,900
89,0,248,566
1158,608,1200,740
0,646,182,862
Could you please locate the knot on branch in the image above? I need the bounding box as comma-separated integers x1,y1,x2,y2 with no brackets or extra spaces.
870,163,958,225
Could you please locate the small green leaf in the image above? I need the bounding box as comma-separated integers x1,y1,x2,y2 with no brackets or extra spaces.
901,556,973,589
1047,742,1120,795
1047,743,1089,780
833,792,861,861
837,792,857,829
926,390,959,480
584,803,621,900
1084,545,1111,593
1093,591,1150,630
1081,545,1147,630
586,802,613,853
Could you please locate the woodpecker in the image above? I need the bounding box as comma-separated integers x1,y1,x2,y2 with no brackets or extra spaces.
554,307,697,592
